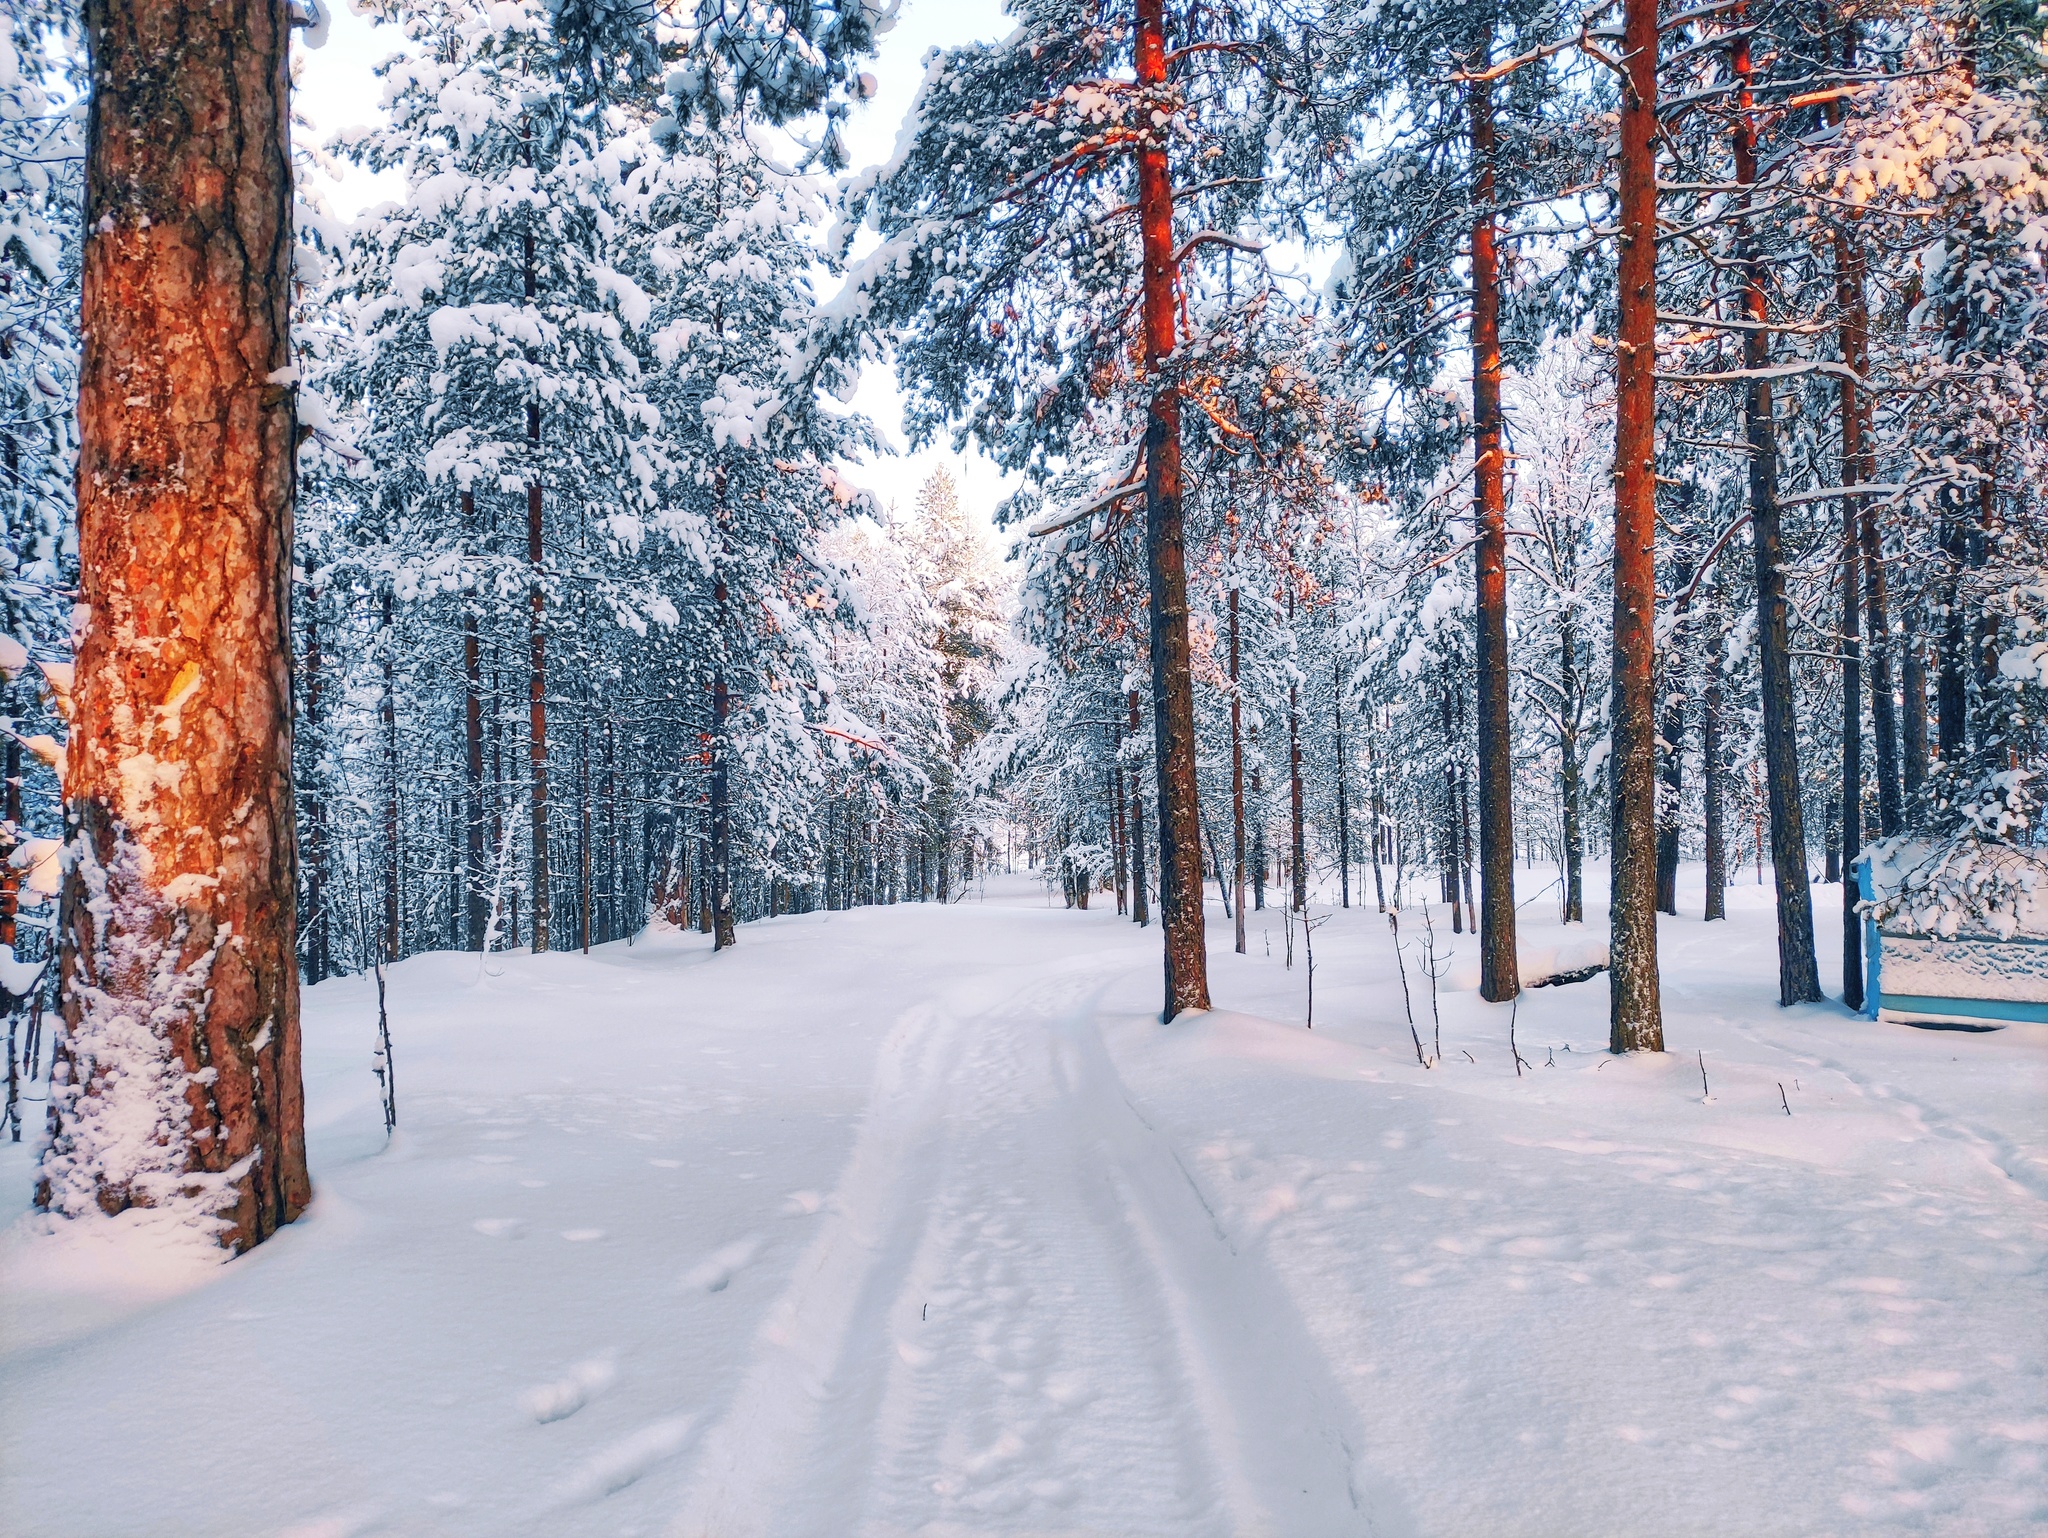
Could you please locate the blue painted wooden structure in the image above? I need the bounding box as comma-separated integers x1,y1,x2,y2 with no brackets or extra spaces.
1856,858,2048,1027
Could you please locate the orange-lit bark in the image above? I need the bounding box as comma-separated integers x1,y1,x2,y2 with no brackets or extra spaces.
1469,64,1520,1002
47,0,310,1248
1136,0,1209,1018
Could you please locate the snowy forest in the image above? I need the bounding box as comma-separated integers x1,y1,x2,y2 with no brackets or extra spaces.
1,0,2044,1534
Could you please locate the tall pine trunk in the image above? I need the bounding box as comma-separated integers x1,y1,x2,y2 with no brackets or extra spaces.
1609,0,1664,1051
1136,0,1209,1018
523,219,551,953
462,490,487,949
1734,23,1821,1005
1469,63,1519,1000
1559,609,1584,922
381,590,400,960
1703,572,1728,921
1128,690,1149,927
47,0,310,1248
1334,663,1350,909
1230,588,1247,952
1289,671,1306,913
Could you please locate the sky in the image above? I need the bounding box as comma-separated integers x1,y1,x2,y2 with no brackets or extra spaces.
293,0,1022,532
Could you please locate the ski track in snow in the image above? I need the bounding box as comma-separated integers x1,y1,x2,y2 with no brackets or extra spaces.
678,958,1381,1537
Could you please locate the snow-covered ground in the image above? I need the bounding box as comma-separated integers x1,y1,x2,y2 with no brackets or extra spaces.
2,869,2043,1537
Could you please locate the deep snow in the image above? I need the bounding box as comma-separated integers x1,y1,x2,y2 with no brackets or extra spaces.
1,869,2042,1537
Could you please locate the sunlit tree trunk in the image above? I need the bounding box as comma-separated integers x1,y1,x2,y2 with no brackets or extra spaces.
47,0,310,1248
1469,62,1519,1000
1136,0,1209,1018
1609,0,1664,1051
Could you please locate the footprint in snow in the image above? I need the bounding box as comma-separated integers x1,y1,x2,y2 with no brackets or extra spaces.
561,1228,605,1242
781,1189,823,1215
473,1218,526,1239
521,1355,616,1423
554,1415,697,1503
682,1236,762,1292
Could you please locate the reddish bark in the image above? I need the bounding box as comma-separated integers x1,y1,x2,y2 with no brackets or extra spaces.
1136,0,1209,1019
1469,66,1520,1001
48,0,310,1248
1608,0,1664,1052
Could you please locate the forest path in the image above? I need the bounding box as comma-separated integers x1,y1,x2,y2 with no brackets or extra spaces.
675,946,1375,1538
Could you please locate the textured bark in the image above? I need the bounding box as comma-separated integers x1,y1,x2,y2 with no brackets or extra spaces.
1656,552,1690,918
1703,576,1728,922
1289,674,1306,913
301,582,330,980
710,653,735,950
1838,367,1865,1010
1608,0,1664,1051
461,490,487,950
1559,610,1584,923
47,0,309,1249
1230,588,1246,952
380,589,400,961
1469,65,1519,1000
1734,24,1822,1005
1334,663,1350,910
1128,690,1148,927
1136,0,1208,1018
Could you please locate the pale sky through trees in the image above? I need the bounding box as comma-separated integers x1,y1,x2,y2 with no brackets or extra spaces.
294,0,1023,532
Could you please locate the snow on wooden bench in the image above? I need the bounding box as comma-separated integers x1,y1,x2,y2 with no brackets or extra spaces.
1857,841,2048,1029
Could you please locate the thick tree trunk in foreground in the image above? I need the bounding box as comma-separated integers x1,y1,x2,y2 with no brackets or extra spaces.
1734,25,1821,1006
44,0,310,1250
1608,0,1663,1052
1469,67,1519,1001
1136,0,1208,1019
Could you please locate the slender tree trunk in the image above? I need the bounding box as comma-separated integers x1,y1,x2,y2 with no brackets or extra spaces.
1112,763,1128,915
1836,234,1900,837
1457,763,1477,933
1469,64,1519,998
302,579,329,981
1656,552,1690,917
1136,0,1208,1018
1902,639,1930,801
1289,672,1306,913
1734,24,1821,1004
1703,575,1728,921
1335,663,1350,909
1230,588,1247,951
1839,392,1865,1009
48,0,310,1247
1128,690,1149,927
1609,0,1664,1050
1559,612,1584,923
380,591,403,961
462,491,486,950
710,658,735,950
